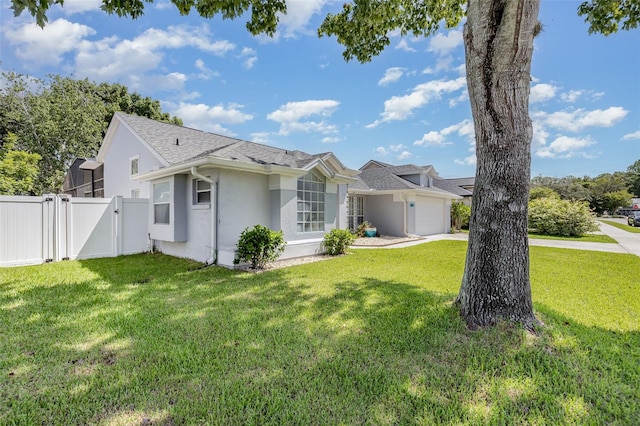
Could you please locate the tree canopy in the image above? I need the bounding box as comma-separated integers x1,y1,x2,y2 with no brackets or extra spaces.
0,72,181,194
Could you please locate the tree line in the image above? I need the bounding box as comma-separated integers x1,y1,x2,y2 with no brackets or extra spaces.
0,71,182,195
530,161,640,215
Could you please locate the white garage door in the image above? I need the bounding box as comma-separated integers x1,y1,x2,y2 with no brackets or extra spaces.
415,196,446,235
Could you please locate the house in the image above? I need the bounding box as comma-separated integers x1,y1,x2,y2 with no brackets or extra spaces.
62,158,104,198
346,160,464,236
440,176,475,205
94,112,358,266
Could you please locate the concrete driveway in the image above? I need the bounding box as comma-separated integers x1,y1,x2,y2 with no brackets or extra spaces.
596,220,640,257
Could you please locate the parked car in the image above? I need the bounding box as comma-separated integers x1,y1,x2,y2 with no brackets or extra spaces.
628,211,640,227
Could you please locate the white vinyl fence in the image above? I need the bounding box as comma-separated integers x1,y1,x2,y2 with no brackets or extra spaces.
0,195,149,267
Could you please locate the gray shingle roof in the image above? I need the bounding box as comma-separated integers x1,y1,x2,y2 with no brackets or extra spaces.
432,178,473,196
117,112,320,169
353,165,459,197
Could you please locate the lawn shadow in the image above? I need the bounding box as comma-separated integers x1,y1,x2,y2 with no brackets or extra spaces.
2,252,639,424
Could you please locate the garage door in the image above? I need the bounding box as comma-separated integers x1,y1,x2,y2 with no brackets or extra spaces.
414,196,446,235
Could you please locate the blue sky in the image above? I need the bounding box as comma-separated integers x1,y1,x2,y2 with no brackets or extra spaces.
1,0,638,178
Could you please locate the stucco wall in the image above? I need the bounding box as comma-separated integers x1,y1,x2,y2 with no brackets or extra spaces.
102,123,162,198
364,194,405,236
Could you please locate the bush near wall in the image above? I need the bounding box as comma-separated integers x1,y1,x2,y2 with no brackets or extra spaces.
233,225,286,270
323,229,356,255
528,198,598,237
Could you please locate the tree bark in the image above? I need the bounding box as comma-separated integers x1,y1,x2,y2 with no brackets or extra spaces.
457,0,541,329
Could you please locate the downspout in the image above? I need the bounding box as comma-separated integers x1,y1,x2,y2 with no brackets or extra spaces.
403,198,410,237
191,166,217,265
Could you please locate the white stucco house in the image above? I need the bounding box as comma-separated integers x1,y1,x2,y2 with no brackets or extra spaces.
346,160,468,236
95,112,358,267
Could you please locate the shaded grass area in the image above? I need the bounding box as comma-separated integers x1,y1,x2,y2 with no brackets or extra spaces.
1,243,639,425
600,219,640,234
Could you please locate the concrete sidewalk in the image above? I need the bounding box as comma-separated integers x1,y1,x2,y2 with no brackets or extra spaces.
354,223,640,257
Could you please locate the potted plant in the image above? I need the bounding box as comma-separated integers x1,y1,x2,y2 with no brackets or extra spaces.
359,221,377,237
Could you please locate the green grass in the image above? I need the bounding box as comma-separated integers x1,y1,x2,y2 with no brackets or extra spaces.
600,219,640,234
2,244,639,425
461,228,616,243
527,232,617,243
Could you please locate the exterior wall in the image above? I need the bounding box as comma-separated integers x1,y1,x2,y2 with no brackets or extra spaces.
364,194,405,236
102,123,163,198
148,175,187,243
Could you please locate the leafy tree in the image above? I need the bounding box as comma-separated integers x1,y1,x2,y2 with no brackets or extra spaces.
10,0,638,329
0,71,181,193
588,172,632,214
529,186,560,201
450,201,471,231
625,159,640,197
0,133,41,195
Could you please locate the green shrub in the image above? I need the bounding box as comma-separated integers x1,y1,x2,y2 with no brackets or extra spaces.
450,201,471,231
528,198,598,237
233,224,286,269
323,228,356,255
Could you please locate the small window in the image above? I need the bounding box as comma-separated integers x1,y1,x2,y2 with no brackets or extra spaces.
193,178,211,205
130,156,139,177
153,181,170,224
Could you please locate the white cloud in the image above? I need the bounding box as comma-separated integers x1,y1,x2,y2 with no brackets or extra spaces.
267,100,340,135
239,47,257,69
278,0,328,37
58,0,102,14
622,130,640,141
454,155,477,166
428,30,463,55
367,77,467,127
389,144,405,152
169,102,253,135
375,147,389,156
530,83,557,103
541,107,628,132
3,18,95,65
396,39,417,52
73,24,235,83
560,89,584,103
321,136,341,144
414,119,473,147
194,59,220,80
536,136,595,159
129,72,188,93
378,67,404,86
398,151,412,160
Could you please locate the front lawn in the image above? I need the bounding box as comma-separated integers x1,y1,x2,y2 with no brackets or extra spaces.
2,242,639,425
600,219,640,234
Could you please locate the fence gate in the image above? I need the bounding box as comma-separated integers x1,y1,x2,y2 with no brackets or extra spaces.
0,195,148,267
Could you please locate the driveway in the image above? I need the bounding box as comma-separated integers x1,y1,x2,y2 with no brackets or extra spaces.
596,220,640,257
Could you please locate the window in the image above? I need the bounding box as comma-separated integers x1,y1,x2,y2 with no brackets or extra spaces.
131,189,140,198
130,156,139,177
153,181,170,224
296,172,325,232
193,178,211,205
347,195,364,231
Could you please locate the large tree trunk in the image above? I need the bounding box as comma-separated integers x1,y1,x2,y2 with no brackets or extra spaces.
457,0,541,329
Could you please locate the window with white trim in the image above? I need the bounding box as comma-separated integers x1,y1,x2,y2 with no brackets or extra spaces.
153,181,170,224
129,155,139,177
296,172,325,232
347,195,364,231
193,178,211,205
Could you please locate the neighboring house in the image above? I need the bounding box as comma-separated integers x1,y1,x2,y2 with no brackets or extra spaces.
347,160,463,236
94,112,358,266
439,176,475,205
62,158,104,198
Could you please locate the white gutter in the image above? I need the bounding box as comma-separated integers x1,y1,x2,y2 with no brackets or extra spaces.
191,166,217,265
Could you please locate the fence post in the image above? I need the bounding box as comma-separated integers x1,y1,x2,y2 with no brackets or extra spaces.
115,196,123,256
